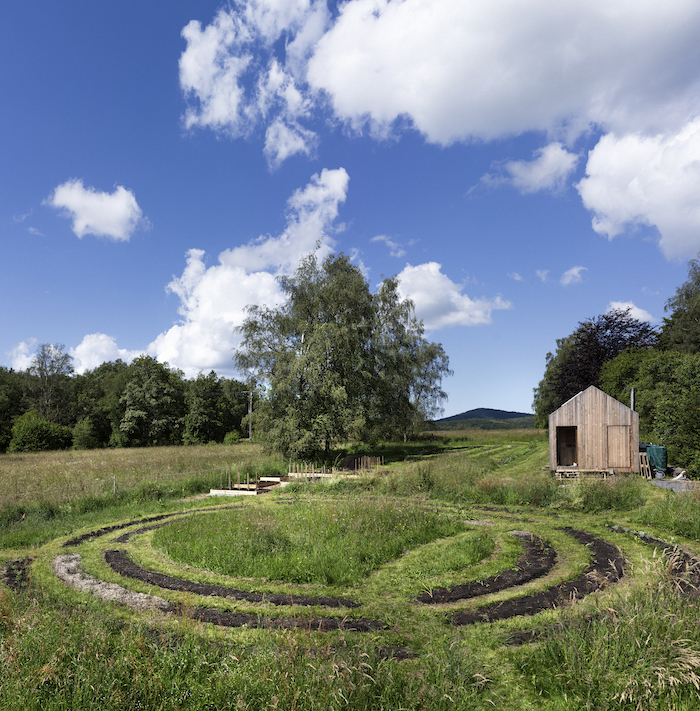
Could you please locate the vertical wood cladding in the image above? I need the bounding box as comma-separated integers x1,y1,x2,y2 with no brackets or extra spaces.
549,386,639,473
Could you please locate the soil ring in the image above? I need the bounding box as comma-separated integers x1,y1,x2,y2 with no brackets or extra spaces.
62,513,184,547
177,605,386,632
62,505,241,547
104,549,361,609
54,553,385,632
416,531,556,604
452,528,624,625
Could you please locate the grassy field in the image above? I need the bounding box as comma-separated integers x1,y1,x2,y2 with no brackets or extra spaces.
2,432,700,710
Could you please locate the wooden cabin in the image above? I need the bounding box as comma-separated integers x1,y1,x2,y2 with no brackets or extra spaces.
549,386,639,476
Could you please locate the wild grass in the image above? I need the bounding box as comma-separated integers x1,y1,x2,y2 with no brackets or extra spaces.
552,475,646,513
4,431,700,710
0,443,277,549
0,442,275,508
153,497,470,585
635,487,700,540
0,582,502,710
300,439,557,507
517,553,700,710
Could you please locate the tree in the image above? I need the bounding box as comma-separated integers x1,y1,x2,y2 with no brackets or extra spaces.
235,252,450,458
183,372,247,445
659,254,700,353
74,360,131,447
118,356,186,447
27,343,74,422
0,367,25,452
533,308,657,426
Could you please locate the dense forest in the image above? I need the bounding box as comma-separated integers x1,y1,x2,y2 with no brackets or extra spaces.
0,351,251,453
533,254,700,474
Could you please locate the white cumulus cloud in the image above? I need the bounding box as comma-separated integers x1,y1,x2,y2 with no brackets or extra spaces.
607,301,655,323
181,1,700,259
396,262,511,330
577,118,700,260
70,334,143,374
45,179,145,241
306,0,700,143
179,3,326,168
501,143,579,194
148,168,349,376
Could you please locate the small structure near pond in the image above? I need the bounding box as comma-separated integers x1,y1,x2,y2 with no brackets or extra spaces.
549,385,639,477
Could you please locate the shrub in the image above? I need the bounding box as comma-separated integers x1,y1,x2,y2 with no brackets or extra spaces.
72,417,100,450
8,411,73,452
223,431,241,445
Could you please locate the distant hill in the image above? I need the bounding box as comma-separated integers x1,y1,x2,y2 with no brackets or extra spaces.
427,408,536,431
438,408,532,422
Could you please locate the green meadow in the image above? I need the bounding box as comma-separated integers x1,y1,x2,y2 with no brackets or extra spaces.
2,431,700,710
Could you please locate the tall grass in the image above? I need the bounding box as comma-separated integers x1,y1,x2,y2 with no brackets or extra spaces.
552,475,646,513
0,443,273,508
517,554,700,710
0,443,283,549
635,487,700,541
0,581,502,711
308,440,557,507
153,497,469,585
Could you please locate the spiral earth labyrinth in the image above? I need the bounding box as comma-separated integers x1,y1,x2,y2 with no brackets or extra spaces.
4,498,700,647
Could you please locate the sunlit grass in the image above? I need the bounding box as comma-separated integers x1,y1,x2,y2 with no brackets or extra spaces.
517,554,700,710
0,442,270,508
152,497,469,585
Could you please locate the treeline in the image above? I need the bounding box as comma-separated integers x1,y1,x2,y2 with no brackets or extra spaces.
0,347,250,453
533,255,700,474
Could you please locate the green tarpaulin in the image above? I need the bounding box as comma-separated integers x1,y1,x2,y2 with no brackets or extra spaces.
646,445,667,473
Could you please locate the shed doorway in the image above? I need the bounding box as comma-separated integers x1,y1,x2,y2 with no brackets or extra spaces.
556,426,577,466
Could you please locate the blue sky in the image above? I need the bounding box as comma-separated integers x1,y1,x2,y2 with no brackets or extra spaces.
3,1,700,416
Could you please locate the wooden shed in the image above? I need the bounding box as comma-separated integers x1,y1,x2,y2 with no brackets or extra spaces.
549,385,639,475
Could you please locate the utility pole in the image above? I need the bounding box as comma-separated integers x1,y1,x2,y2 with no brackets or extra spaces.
247,390,253,440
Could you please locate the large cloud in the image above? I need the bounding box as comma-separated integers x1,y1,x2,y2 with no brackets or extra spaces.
45,179,145,241
148,168,349,376
577,119,700,260
181,1,700,256
308,0,700,143
396,262,511,329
